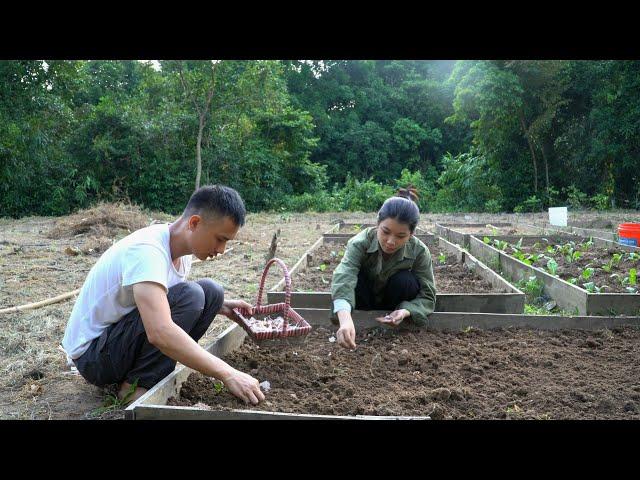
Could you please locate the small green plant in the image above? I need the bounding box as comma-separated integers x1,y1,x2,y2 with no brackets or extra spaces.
583,282,607,293
493,239,509,251
318,263,328,272
629,268,637,286
213,380,225,394
547,258,559,276
462,326,474,334
437,252,447,264
546,245,556,255
517,276,544,300
628,252,640,261
89,379,139,417
568,277,578,285
612,253,624,266
353,224,362,232
581,267,595,280
483,236,491,244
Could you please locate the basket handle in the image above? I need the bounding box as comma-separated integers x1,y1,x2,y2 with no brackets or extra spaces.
255,257,292,327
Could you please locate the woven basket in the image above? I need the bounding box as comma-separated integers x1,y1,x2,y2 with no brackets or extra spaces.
232,257,312,341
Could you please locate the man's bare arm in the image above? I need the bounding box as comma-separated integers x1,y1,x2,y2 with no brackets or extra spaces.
132,282,264,404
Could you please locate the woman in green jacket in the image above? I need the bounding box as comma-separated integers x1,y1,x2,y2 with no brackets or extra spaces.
331,191,436,349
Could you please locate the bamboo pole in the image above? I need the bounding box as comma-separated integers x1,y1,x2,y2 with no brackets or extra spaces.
0,248,234,315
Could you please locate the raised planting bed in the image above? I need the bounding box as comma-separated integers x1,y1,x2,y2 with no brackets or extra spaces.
325,224,430,242
267,235,525,314
512,220,619,243
126,308,640,420
469,234,640,316
435,222,544,249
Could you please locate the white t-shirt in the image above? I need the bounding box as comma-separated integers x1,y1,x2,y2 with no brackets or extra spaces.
61,223,192,363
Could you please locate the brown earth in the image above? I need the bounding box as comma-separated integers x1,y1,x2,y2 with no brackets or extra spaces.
168,324,640,419
1,207,637,419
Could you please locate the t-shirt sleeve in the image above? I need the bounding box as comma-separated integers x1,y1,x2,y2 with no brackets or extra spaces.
122,244,170,292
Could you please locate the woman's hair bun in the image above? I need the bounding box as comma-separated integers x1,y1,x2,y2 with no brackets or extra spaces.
396,185,419,203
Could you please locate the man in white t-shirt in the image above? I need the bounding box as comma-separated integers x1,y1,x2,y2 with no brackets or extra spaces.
61,185,265,406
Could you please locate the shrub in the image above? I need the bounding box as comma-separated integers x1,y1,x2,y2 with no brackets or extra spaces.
514,195,542,213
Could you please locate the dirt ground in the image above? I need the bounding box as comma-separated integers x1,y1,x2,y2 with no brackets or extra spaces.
0,206,637,419
169,324,640,419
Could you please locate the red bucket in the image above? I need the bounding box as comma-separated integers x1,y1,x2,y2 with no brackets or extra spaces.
618,223,640,247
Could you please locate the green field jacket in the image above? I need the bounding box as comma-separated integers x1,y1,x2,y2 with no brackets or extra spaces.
331,227,436,325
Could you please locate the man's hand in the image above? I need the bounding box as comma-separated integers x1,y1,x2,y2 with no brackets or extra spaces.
376,309,410,327
219,299,253,321
221,368,265,405
336,311,356,349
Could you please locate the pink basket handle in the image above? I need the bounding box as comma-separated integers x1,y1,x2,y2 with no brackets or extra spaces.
255,257,292,327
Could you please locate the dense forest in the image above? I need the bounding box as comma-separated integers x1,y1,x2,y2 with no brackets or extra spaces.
1,60,639,218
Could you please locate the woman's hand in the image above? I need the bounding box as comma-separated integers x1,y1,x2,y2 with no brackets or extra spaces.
336,310,356,349
376,308,410,327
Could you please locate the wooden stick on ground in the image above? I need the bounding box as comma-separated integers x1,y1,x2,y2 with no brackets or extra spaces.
0,247,235,314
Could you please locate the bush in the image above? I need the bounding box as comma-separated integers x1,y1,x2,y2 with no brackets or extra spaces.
336,175,395,212
514,195,543,213
484,199,502,213
564,185,588,209
591,193,610,211
279,191,338,212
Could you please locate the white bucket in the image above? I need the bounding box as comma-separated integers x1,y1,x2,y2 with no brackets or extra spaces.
548,207,568,227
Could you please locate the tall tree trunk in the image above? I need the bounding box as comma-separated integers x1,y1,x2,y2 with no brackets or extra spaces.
519,112,538,193
539,139,550,203
195,114,205,190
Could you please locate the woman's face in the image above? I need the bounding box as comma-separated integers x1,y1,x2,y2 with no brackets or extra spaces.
377,217,413,255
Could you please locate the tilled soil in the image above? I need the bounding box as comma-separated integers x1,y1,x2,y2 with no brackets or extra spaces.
291,244,504,294
515,244,640,294
168,325,640,419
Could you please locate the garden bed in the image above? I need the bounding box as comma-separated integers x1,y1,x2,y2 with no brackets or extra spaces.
435,222,544,248
469,235,640,316
166,321,640,419
268,235,524,313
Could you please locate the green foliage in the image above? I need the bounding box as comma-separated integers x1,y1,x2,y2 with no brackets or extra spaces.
516,276,544,300
4,59,640,217
514,195,543,213
546,258,559,275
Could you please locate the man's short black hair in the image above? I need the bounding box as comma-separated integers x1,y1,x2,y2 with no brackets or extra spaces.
183,185,246,227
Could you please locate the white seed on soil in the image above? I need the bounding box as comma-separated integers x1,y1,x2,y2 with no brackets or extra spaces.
259,381,271,392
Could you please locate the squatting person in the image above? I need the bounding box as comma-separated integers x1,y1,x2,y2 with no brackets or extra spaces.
331,189,437,349
61,185,265,405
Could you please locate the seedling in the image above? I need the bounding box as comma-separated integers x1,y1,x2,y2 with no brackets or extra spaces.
483,236,491,245
515,237,523,249
353,224,362,232
581,267,595,280
583,282,607,293
213,380,225,394
493,239,509,251
628,252,640,261
516,276,544,300
568,277,578,285
437,252,447,264
630,268,637,286
318,263,328,272
546,245,556,255
89,379,139,417
547,258,559,276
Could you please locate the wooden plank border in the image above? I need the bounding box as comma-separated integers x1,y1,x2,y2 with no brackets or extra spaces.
128,306,640,420
268,234,525,314
468,234,640,316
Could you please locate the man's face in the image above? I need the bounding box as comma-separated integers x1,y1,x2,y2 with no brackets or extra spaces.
376,217,412,255
188,214,240,261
